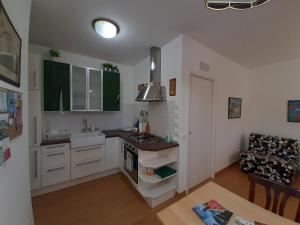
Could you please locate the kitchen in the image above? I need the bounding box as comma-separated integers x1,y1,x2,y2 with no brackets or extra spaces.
28,44,180,209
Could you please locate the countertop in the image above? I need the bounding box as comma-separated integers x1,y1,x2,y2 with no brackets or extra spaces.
41,138,71,146
102,130,179,152
40,130,179,152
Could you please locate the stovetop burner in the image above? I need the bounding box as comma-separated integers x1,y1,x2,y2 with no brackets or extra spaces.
127,133,162,144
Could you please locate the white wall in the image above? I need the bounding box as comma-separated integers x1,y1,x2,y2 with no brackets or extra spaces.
29,44,138,133
0,0,33,225
248,58,300,161
181,35,249,177
133,35,249,193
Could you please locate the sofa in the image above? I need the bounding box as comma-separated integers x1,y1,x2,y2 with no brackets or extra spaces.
240,133,299,185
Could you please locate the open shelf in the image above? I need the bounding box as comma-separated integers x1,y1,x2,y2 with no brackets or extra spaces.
139,156,176,169
138,182,177,198
139,172,177,184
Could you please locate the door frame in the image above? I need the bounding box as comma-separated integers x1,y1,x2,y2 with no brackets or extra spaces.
187,73,216,189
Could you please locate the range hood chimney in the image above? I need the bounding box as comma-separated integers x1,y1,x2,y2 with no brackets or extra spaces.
135,47,167,102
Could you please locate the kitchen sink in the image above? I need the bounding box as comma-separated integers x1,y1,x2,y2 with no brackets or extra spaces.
71,131,106,149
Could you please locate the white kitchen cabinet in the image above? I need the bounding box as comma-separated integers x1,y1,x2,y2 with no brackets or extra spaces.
29,53,41,90
71,144,106,179
71,157,105,179
29,90,42,147
29,147,42,190
41,143,70,187
105,137,121,171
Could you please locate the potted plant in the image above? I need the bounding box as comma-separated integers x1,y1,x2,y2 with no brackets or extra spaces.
49,49,61,61
102,63,119,73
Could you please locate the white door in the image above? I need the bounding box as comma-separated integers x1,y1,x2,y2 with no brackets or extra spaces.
188,75,213,189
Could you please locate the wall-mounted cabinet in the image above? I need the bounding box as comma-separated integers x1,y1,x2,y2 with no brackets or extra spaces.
71,66,103,111
44,60,70,111
103,71,120,111
43,60,120,112
71,66,87,111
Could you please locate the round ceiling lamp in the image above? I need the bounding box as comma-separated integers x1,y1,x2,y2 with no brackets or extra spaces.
92,18,120,39
204,0,271,10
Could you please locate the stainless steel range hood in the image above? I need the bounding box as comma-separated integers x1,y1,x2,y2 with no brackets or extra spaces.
135,47,167,102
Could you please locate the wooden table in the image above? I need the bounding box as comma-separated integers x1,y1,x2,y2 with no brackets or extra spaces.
157,182,298,225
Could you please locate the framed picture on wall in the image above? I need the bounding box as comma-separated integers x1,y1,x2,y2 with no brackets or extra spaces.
228,97,242,119
0,2,22,87
287,100,300,122
169,78,176,96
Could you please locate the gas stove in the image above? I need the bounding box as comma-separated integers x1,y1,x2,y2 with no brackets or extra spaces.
127,133,162,144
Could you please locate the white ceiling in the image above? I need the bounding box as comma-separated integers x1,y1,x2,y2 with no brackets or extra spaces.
30,0,300,68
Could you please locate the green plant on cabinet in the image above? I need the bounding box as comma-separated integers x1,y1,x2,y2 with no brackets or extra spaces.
103,71,120,111
43,60,70,111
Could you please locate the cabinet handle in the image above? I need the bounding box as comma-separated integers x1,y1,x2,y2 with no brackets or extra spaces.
33,70,37,87
34,116,37,145
34,150,38,178
46,152,65,157
74,146,103,152
46,145,66,149
75,159,102,167
46,166,65,173
115,94,120,103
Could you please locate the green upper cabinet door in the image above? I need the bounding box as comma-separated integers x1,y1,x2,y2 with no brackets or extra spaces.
103,71,120,111
43,60,70,111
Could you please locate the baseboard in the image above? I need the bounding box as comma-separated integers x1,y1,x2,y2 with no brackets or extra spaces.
31,168,120,197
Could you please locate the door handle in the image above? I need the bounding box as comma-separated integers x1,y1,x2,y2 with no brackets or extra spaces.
34,150,38,178
34,116,37,145
75,159,102,167
46,145,66,149
46,152,65,157
33,70,37,87
46,166,65,173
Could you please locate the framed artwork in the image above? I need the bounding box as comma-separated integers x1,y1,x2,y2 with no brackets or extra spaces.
0,2,22,87
287,100,300,122
169,78,176,96
228,97,242,119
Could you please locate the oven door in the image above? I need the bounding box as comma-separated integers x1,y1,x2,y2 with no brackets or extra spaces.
124,147,138,184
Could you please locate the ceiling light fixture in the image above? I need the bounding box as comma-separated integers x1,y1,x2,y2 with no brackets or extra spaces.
204,0,271,10
92,18,120,39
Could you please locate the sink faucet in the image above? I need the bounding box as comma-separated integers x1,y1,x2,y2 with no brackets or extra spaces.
83,119,88,132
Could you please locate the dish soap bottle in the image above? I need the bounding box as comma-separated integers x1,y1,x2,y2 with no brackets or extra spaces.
145,121,150,134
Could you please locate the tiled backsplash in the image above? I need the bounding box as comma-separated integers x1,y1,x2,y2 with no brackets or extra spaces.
147,101,179,141
42,103,139,135
42,101,179,141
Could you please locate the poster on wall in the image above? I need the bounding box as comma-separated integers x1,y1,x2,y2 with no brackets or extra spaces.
0,2,22,87
228,97,242,119
7,91,22,139
0,88,7,112
0,113,8,141
288,100,300,122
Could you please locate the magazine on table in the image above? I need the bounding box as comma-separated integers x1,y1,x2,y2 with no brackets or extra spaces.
192,200,268,225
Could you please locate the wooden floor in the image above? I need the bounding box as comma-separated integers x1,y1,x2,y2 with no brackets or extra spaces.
32,163,300,225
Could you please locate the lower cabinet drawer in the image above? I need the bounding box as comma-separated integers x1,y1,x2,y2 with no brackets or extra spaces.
71,157,104,180
71,145,105,163
42,165,70,187
42,150,70,168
